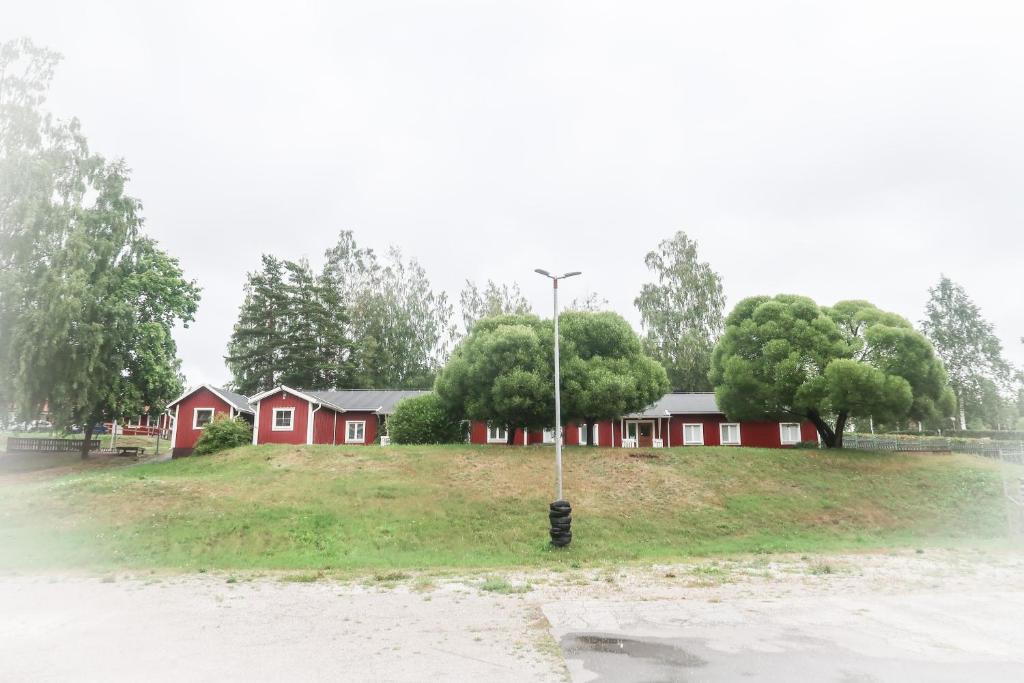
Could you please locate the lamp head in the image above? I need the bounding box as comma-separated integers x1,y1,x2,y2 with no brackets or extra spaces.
534,268,552,277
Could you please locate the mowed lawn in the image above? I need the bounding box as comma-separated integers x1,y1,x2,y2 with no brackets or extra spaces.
0,444,1015,572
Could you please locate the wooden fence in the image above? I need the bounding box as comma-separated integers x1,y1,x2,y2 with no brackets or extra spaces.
5,438,100,454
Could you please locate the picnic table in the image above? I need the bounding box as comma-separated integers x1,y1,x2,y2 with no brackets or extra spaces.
114,446,145,458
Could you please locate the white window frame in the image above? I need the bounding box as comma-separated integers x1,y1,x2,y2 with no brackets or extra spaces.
683,423,704,446
779,422,802,445
193,408,215,430
487,424,508,444
719,422,741,446
346,420,366,444
272,408,295,431
577,424,598,446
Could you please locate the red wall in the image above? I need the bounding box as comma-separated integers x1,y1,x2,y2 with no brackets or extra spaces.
256,391,309,445
469,416,817,448
173,387,233,455
323,410,379,445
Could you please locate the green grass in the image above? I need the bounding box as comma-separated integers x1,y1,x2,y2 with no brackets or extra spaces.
0,443,1017,572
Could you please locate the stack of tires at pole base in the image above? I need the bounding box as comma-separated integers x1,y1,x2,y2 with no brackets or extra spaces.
549,500,572,547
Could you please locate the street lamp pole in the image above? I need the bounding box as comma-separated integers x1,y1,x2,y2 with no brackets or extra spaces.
535,268,580,547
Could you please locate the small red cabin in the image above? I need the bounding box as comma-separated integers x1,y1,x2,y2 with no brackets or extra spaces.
166,385,254,457
249,387,429,446
469,393,818,449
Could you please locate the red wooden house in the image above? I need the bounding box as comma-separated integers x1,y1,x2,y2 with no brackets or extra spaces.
469,392,818,449
249,387,429,446
166,385,255,457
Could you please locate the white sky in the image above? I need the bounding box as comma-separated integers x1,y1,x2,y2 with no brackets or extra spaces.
7,1,1024,385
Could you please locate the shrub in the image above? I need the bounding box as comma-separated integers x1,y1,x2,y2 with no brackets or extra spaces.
388,393,463,444
193,415,252,455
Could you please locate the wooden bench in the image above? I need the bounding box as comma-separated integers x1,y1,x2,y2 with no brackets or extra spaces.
114,446,145,458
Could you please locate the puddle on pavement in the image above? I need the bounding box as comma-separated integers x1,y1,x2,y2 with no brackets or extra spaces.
561,633,708,669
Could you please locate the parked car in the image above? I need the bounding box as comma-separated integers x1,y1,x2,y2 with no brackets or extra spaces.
91,423,108,435
29,420,53,432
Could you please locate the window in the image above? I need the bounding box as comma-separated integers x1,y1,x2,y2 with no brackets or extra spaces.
346,420,366,443
780,422,802,445
487,425,508,443
272,408,294,431
193,408,214,430
719,422,741,445
577,424,598,446
683,423,704,445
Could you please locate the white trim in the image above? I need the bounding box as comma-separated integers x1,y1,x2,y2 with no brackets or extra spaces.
577,423,598,446
683,423,704,446
252,402,260,445
719,422,741,446
487,424,508,444
779,422,802,445
272,408,295,431
346,420,367,444
170,405,180,449
192,407,215,430
624,419,655,446
307,402,316,445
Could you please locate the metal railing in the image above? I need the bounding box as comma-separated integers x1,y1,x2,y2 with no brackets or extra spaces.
843,433,1024,460
5,438,100,453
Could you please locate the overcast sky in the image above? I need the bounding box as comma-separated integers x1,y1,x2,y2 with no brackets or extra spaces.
8,1,1024,385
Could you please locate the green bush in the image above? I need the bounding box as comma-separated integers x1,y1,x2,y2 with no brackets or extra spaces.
388,393,463,444
193,415,252,455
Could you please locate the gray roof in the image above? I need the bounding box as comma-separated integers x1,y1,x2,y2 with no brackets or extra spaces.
627,392,722,418
304,389,430,414
215,387,255,414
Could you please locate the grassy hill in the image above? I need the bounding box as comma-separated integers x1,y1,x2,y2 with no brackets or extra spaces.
0,444,1015,572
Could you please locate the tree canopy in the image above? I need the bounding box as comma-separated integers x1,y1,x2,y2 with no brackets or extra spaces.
434,314,553,444
324,231,455,388
710,295,954,447
559,311,669,445
458,279,531,335
0,39,200,455
228,231,454,393
226,255,356,395
435,311,669,445
634,231,725,391
921,275,1015,429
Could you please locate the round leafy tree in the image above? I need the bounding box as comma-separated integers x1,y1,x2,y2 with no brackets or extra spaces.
435,314,554,444
193,415,253,455
388,393,464,444
559,311,670,445
710,295,954,447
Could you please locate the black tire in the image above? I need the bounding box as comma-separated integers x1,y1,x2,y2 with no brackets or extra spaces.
548,510,571,521
550,516,572,527
550,500,571,511
550,532,572,547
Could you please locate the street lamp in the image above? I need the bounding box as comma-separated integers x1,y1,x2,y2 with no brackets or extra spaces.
535,268,581,547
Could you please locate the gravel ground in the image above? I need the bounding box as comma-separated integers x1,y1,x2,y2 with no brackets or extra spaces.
1,549,1022,682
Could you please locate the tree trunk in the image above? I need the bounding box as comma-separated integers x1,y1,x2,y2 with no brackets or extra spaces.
958,394,967,431
833,411,848,448
81,425,93,460
807,409,837,448
506,424,516,446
